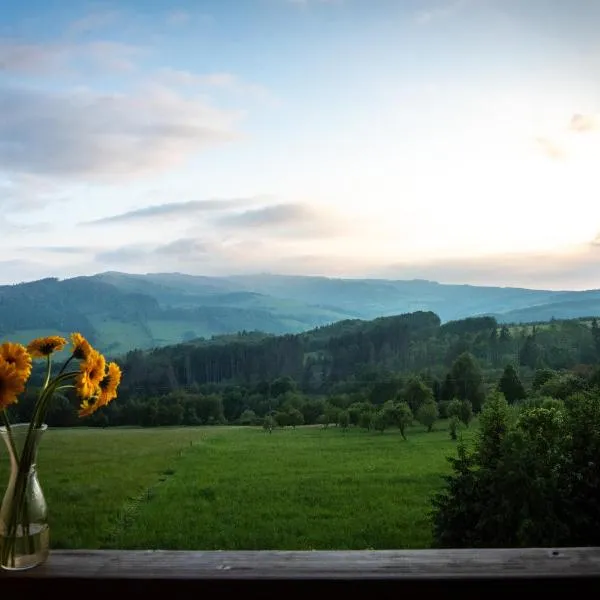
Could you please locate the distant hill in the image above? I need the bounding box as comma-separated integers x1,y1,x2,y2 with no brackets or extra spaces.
1,271,599,354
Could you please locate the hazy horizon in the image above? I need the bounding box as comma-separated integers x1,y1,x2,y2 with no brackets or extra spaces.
2,0,599,289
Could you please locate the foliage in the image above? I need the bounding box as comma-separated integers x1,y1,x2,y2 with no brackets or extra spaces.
448,352,485,411
402,376,434,413
416,400,439,432
497,364,526,404
372,411,387,433
448,416,460,440
338,409,350,431
393,402,413,440
262,415,275,433
431,389,600,548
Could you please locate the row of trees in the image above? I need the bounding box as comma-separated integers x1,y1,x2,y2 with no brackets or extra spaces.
13,340,595,433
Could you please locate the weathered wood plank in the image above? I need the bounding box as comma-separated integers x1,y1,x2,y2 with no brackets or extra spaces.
1,548,599,580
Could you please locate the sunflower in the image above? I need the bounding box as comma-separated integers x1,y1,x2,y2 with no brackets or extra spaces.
75,349,106,400
70,332,93,361
0,342,32,383
27,336,68,358
97,362,122,408
0,359,26,410
78,397,99,418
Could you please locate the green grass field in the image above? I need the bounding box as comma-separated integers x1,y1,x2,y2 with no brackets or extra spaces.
0,423,477,550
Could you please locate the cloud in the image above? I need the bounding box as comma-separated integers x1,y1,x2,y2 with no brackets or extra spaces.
570,113,598,133
156,238,210,256
87,198,251,225
0,39,143,74
157,69,276,104
378,242,600,290
216,203,345,238
166,10,190,25
0,41,69,74
415,0,468,24
0,83,243,180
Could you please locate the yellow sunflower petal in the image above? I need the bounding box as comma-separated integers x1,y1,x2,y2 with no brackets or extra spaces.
27,336,67,358
70,332,93,361
75,349,106,400
0,359,26,411
97,362,122,407
0,343,32,383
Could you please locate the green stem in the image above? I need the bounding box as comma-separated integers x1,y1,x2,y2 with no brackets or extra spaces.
42,355,52,390
57,354,74,377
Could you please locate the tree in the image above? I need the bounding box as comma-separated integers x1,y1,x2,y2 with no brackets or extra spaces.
477,391,511,468
358,410,372,430
402,376,434,413
592,318,600,357
274,411,290,428
417,400,439,432
449,352,485,412
394,402,413,440
532,368,556,391
458,399,473,427
288,408,304,429
338,409,350,431
324,404,340,427
239,409,258,425
447,398,462,419
498,364,526,404
519,334,542,369
372,410,387,433
263,415,275,433
440,373,457,402
449,415,460,440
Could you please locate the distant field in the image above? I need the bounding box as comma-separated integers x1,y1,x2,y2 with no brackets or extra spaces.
0,423,477,550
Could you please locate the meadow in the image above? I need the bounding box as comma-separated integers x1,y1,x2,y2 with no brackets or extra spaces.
0,423,477,550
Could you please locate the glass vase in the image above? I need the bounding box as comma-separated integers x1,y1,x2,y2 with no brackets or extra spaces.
0,423,49,570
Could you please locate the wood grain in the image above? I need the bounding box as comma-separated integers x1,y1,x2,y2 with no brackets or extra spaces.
1,548,599,580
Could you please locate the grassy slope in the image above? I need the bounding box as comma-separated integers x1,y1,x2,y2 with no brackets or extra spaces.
0,423,477,550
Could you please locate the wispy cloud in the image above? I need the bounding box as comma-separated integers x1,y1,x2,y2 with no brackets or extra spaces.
157,68,276,104
216,203,350,238
0,38,143,74
0,83,243,180
86,198,253,225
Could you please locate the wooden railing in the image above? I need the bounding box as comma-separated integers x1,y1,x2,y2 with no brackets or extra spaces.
1,548,599,592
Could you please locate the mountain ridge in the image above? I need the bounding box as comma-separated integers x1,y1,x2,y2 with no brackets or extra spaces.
1,271,599,354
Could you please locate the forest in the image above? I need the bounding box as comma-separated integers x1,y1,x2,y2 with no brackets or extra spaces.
10,311,600,429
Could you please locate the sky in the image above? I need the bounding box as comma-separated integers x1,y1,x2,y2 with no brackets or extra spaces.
1,0,599,289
